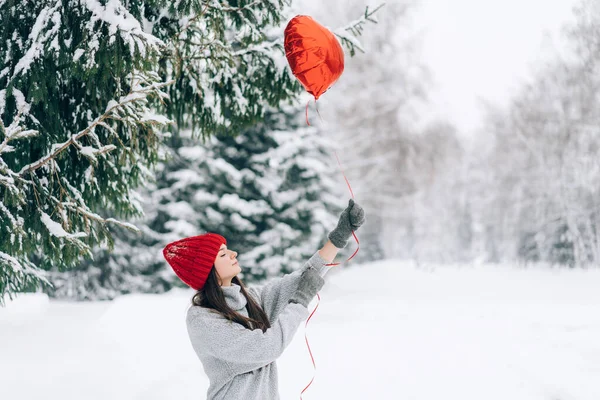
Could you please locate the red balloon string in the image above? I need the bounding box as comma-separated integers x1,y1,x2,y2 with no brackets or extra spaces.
300,115,360,399
325,149,359,265
333,149,355,199
315,98,323,122
305,100,311,126
299,292,320,400
306,98,324,127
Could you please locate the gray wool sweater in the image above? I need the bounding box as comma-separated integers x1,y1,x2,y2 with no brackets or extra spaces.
186,251,331,400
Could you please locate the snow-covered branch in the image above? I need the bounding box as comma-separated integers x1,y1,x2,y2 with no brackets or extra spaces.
49,191,142,235
18,75,174,176
0,114,39,156
11,1,62,79
233,40,280,57
333,4,386,56
0,251,53,305
207,0,264,13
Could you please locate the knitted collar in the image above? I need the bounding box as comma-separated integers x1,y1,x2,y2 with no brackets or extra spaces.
221,283,247,311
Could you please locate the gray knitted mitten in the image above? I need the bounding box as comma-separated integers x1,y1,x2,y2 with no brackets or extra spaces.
288,267,325,308
327,199,366,248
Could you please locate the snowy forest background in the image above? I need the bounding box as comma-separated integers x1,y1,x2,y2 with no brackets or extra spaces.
2,0,600,304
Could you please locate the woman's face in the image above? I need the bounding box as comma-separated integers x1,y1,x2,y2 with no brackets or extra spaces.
214,243,241,286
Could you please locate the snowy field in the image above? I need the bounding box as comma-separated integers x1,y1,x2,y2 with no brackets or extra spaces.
2,260,600,400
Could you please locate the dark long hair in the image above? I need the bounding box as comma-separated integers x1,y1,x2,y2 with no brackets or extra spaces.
191,266,272,332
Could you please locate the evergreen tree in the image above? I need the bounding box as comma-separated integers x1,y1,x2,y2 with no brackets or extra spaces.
46,105,343,300
0,0,172,304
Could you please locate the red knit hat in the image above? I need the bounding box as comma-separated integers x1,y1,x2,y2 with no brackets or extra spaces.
163,233,227,290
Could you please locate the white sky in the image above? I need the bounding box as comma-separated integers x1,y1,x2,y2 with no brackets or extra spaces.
411,0,579,141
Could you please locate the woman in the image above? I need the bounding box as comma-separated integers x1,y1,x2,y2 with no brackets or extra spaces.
163,199,365,400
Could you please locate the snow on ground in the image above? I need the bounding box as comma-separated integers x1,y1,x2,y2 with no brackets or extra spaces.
1,260,600,400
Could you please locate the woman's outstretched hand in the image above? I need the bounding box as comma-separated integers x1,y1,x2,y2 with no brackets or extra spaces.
327,199,366,249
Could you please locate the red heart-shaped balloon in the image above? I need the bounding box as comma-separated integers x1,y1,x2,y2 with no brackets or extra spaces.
284,15,345,100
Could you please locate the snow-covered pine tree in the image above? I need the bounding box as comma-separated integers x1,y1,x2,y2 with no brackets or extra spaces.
46,105,343,299
0,1,172,304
